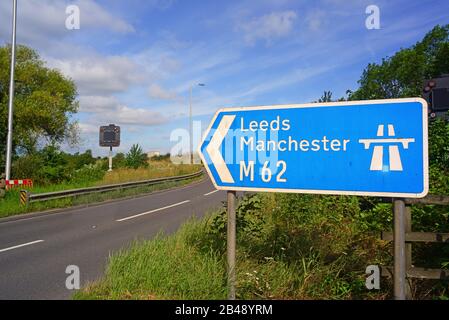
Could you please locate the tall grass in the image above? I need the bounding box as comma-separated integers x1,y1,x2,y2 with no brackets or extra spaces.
76,188,448,300
74,193,394,300
74,164,449,300
99,164,201,185
75,222,227,300
0,161,201,218
0,178,200,219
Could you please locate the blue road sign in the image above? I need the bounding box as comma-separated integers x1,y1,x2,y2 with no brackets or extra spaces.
198,98,428,198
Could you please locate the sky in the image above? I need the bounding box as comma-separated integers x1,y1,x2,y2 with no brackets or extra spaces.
0,0,448,157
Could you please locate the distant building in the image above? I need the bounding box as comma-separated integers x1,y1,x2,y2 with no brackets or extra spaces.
147,150,161,159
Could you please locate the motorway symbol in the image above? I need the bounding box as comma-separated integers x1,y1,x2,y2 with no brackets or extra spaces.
359,124,415,171
198,98,428,198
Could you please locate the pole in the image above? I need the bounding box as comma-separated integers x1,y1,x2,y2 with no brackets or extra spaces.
227,190,236,300
405,206,412,299
393,199,406,300
108,146,113,172
189,85,193,165
5,0,18,180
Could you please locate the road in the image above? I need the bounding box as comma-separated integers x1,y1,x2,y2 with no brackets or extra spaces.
0,178,226,300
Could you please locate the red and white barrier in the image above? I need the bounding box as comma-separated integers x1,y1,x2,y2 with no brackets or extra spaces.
5,179,33,189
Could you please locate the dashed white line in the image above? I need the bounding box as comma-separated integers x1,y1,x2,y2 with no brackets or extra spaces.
0,240,44,253
116,200,191,222
204,190,219,196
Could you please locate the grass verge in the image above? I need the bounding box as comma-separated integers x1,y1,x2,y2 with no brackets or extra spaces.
73,194,389,300
74,222,227,300
75,192,449,300
0,176,202,219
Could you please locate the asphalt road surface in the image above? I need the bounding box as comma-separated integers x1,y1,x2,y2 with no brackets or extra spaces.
0,178,226,300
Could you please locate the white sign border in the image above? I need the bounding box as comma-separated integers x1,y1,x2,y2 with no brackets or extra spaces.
198,98,429,198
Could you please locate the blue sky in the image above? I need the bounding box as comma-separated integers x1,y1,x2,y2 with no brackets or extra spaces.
0,0,448,157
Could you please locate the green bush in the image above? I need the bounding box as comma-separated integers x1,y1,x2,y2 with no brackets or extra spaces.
112,152,126,168
11,146,71,184
11,145,101,186
125,144,148,169
65,150,96,171
69,163,105,184
11,153,45,181
428,117,449,172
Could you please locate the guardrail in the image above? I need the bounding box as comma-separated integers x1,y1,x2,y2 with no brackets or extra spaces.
21,170,204,205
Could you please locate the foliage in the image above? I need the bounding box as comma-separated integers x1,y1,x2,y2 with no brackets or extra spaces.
343,26,449,296
76,193,390,300
125,144,148,169
112,152,126,168
69,164,105,185
66,149,96,171
348,24,449,100
100,163,200,185
39,144,70,183
428,118,449,171
74,225,227,300
150,153,171,161
189,194,264,255
317,91,333,102
0,176,200,219
11,145,103,185
11,153,45,183
0,45,79,171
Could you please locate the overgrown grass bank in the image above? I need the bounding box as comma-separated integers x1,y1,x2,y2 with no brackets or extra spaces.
76,191,448,300
75,224,227,300
99,163,199,185
0,162,201,218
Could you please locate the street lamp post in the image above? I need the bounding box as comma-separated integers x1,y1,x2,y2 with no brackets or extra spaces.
5,0,18,180
189,83,205,164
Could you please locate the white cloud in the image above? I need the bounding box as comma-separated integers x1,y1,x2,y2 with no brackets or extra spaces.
78,95,121,113
47,55,142,95
109,105,168,126
148,84,178,100
0,0,134,49
237,10,297,45
238,66,334,98
79,123,99,134
305,10,327,32
149,0,176,11
77,0,135,33
78,95,169,127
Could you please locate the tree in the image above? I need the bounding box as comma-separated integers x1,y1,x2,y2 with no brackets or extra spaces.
346,24,449,172
317,91,333,102
314,90,349,103
65,149,96,171
125,144,148,169
112,152,126,168
348,25,449,101
0,45,79,172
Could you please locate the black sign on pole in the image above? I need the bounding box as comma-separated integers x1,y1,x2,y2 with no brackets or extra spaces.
99,124,120,147
422,74,449,117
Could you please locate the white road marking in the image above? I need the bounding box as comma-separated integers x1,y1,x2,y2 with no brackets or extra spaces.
116,200,191,222
0,240,44,253
204,190,219,196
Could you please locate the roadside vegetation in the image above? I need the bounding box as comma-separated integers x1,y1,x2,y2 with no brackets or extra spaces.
76,189,448,300
0,144,201,218
75,25,449,300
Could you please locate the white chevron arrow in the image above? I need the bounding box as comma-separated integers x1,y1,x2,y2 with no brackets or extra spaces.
206,115,235,183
